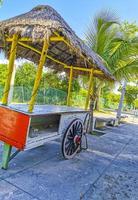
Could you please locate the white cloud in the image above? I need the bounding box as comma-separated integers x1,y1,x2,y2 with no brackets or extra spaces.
0,58,32,66
0,58,8,64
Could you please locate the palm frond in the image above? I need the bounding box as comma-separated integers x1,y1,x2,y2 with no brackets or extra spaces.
85,10,138,82
113,59,138,80
85,9,119,54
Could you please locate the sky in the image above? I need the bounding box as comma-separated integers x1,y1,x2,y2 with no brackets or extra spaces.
0,0,138,61
0,0,137,91
0,0,137,60
0,0,138,39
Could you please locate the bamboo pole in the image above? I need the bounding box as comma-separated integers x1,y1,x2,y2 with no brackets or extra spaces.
18,41,66,67
8,64,16,104
2,34,18,105
28,39,49,112
7,37,105,77
85,69,94,110
1,34,18,170
65,65,103,75
67,66,73,106
17,42,104,76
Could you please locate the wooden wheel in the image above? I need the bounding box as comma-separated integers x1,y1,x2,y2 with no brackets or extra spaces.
83,113,90,133
62,118,83,159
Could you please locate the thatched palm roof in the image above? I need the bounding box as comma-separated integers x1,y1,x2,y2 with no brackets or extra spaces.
0,5,114,80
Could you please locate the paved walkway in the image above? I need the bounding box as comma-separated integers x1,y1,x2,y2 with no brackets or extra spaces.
0,122,137,200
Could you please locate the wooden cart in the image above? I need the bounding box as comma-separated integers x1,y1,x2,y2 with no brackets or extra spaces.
0,5,113,169
0,104,89,163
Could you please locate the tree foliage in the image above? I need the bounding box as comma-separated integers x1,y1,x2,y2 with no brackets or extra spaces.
108,22,138,80
85,10,119,110
0,0,3,6
0,64,7,86
0,62,80,93
15,62,37,88
119,84,138,108
86,14,138,81
42,71,80,92
85,10,138,110
134,99,138,109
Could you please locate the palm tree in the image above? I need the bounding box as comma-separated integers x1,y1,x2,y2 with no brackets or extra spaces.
85,11,138,120
85,10,119,110
107,23,138,120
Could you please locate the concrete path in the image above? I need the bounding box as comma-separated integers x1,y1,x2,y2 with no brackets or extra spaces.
0,122,137,200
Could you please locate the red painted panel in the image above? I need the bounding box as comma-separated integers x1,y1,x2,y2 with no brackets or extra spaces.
0,106,30,150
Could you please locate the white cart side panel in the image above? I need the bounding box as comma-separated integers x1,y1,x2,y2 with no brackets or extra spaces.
58,112,87,135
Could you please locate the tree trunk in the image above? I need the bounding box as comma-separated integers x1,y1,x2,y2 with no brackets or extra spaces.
116,81,127,121
88,99,94,134
95,82,103,111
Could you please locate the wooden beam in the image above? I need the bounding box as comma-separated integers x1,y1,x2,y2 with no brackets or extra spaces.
50,36,64,42
64,65,104,75
6,38,32,42
6,35,105,77
85,69,94,110
64,65,91,72
1,143,12,170
1,34,18,170
28,39,49,112
6,36,63,42
8,64,16,104
2,34,18,105
6,34,95,69
18,41,104,75
53,32,95,67
18,41,66,67
18,41,41,54
94,70,104,76
67,66,73,106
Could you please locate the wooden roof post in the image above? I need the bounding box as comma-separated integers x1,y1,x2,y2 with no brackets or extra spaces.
28,39,49,112
85,69,94,110
8,64,16,104
2,34,18,105
1,34,18,170
67,66,73,106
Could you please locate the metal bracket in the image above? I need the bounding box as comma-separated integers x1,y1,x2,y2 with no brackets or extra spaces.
9,149,20,161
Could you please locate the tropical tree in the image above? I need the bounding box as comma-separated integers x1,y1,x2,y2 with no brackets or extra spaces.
0,64,7,86
0,0,3,6
120,84,138,109
113,22,138,119
42,71,80,92
85,12,138,119
134,98,138,109
15,62,37,88
102,86,120,109
85,10,119,110
14,62,81,99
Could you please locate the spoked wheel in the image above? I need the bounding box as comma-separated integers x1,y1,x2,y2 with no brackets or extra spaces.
62,118,83,159
83,112,90,133
79,113,90,150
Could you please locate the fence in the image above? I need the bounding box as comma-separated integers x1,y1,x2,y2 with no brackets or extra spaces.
0,86,67,105
0,86,88,108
